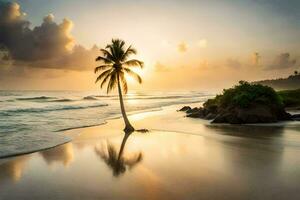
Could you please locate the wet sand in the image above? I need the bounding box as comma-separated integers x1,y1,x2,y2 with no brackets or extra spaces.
1,104,300,200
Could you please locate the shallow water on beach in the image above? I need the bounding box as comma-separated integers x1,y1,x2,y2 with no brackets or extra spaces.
0,90,212,158
1,108,300,200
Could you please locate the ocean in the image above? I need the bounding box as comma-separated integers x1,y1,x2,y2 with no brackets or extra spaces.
0,90,213,158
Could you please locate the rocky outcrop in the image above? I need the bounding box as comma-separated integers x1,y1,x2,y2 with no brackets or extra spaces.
180,81,297,124
212,104,291,124
185,106,217,119
292,114,300,121
178,106,191,112
179,103,292,124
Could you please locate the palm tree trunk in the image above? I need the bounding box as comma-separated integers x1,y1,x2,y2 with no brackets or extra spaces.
117,74,134,133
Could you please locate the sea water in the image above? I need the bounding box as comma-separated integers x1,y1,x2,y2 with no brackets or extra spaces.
0,90,212,157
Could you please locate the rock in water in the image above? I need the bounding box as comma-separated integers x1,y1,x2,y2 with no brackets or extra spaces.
292,114,300,121
211,104,290,124
186,107,200,114
179,106,191,112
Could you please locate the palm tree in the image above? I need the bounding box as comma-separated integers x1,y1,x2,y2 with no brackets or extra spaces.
95,39,143,133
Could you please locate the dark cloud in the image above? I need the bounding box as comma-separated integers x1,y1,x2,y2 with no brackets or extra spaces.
24,45,99,71
0,2,97,71
0,47,12,67
267,53,296,70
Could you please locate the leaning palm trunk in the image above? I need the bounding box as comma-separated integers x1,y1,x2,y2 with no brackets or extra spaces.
117,74,134,132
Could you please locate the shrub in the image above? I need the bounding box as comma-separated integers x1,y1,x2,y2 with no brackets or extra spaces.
277,89,300,107
204,81,283,109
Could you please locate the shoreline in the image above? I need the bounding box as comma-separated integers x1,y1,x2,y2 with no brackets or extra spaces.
1,102,300,199
0,102,198,160
1,101,299,160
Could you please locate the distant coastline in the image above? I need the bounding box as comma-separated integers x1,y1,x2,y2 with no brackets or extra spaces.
253,74,300,90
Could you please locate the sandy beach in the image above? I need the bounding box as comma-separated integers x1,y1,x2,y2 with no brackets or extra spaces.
1,104,300,200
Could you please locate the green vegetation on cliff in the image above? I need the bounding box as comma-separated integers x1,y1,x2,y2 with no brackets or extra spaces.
183,81,291,124
181,81,297,124
254,74,300,90
204,81,283,109
278,89,300,107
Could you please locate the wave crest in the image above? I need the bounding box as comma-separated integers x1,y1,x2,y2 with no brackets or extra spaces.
2,103,108,114
16,96,56,101
83,96,98,100
50,98,73,102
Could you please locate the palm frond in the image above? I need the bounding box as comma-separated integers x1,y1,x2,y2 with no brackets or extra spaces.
107,72,118,93
95,69,112,83
100,71,112,88
116,40,126,59
107,39,126,61
100,49,115,62
119,72,128,94
94,64,113,73
123,59,144,68
118,39,125,49
123,68,142,84
95,56,113,64
95,39,144,94
111,39,125,50
106,40,120,60
121,45,137,61
105,45,117,60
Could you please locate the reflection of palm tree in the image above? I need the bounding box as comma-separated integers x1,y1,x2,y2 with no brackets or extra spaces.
94,39,144,132
95,133,143,177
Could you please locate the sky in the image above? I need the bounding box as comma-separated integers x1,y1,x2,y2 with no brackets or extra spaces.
0,0,299,92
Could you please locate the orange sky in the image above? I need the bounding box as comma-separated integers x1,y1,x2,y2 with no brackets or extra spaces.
0,1,299,92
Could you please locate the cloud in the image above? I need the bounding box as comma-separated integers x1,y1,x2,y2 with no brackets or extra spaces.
197,39,207,48
267,53,296,70
0,48,12,69
177,42,187,53
0,2,74,61
0,2,97,72
252,52,260,66
25,45,99,71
